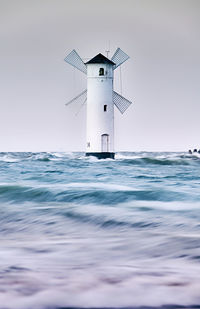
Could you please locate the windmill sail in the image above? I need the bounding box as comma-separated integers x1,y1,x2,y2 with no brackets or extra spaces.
113,91,132,114
65,89,87,107
111,48,129,69
64,50,87,74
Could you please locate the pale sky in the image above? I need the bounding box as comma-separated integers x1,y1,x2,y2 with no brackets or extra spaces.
0,0,200,151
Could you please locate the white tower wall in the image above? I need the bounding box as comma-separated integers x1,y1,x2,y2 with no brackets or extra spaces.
86,63,114,154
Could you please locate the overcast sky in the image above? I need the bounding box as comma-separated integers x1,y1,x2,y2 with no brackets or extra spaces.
0,0,200,151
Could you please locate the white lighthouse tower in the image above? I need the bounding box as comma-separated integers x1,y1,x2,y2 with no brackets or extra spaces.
64,48,132,159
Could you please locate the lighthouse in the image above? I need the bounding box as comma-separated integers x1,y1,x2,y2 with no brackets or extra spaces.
64,48,132,159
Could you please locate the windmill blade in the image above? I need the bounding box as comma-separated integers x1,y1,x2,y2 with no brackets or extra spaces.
64,49,87,74
113,91,132,114
111,48,129,69
65,89,87,107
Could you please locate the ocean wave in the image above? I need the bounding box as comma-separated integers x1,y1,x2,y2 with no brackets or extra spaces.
0,152,79,163
0,152,199,166
1,198,199,235
0,182,190,204
116,154,193,166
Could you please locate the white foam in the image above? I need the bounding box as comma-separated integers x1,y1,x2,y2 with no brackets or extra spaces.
0,181,135,192
0,261,200,309
0,155,19,162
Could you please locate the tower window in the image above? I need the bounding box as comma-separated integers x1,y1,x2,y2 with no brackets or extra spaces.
104,105,107,112
99,68,104,76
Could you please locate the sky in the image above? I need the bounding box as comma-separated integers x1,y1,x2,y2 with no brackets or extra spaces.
0,0,200,152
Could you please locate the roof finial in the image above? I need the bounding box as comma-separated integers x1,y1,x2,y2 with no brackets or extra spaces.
105,40,110,58
105,50,110,58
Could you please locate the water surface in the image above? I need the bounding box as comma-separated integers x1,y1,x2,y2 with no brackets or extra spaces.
0,152,200,309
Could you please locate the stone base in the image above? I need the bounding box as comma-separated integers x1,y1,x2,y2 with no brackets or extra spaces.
86,152,115,159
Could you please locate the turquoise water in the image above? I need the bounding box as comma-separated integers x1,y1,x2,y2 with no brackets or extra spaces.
0,152,200,309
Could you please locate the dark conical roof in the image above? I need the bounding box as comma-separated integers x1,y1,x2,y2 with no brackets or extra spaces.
85,53,115,65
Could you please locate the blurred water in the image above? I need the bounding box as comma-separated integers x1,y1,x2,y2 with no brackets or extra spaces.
0,152,200,309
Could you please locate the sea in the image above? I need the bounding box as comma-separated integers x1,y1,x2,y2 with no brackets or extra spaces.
0,151,200,309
